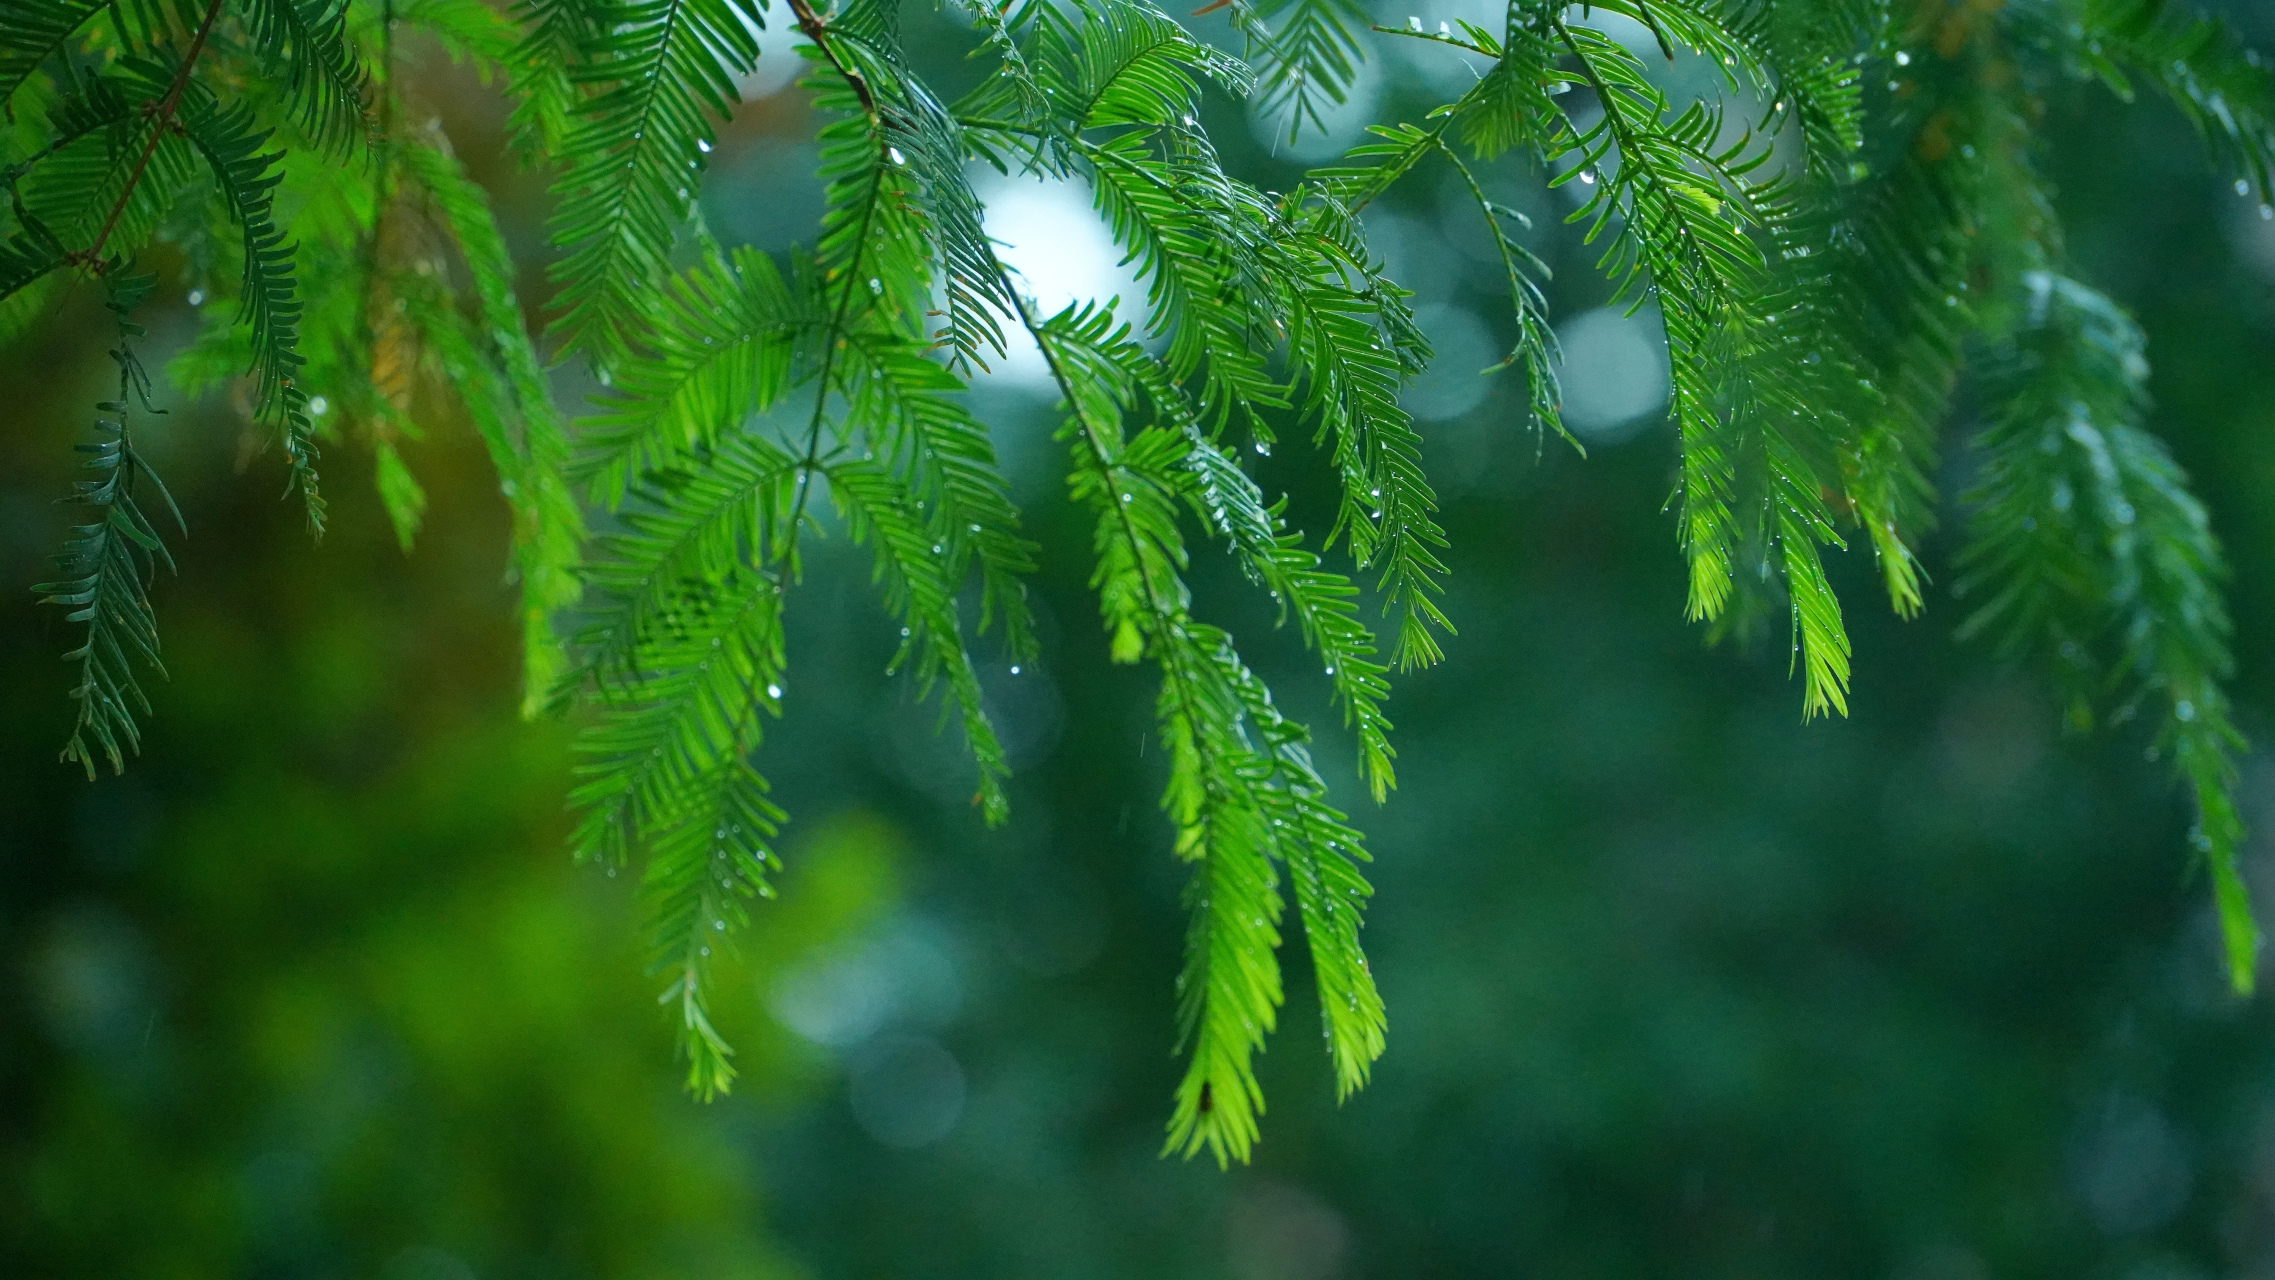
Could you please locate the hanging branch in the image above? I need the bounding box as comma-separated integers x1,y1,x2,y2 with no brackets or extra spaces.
9,0,2275,1156
77,0,226,271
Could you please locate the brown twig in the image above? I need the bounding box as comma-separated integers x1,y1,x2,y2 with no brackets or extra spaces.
78,0,227,271
782,0,875,117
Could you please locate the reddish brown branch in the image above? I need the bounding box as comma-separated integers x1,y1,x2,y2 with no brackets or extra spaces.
782,0,876,118
79,0,227,270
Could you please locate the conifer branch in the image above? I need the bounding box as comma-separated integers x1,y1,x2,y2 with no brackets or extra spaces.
78,0,224,270
1958,271,2257,989
13,0,2275,1145
35,271,181,778
1029,296,1284,1167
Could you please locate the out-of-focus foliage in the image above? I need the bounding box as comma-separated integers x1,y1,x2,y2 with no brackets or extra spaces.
10,1,2275,1262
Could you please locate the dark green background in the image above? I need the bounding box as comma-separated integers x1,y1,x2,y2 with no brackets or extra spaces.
9,4,2275,1277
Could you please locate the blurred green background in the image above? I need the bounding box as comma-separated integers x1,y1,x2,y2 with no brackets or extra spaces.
11,3,2275,1277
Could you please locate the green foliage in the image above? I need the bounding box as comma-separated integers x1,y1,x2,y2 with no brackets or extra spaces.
33,271,181,779
238,0,368,152
2065,0,2275,206
176,77,329,530
1225,0,1367,139
540,0,762,369
0,1,108,106
1957,272,2255,990
395,135,586,709
9,0,2275,1163
1033,299,1386,1162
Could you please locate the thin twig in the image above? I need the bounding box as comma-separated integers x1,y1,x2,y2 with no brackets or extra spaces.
783,0,875,118
79,0,227,269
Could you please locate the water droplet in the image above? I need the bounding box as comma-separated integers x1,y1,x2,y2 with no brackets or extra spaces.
1009,665,1021,675
932,543,944,554
606,867,617,878
2261,204,2273,220
309,396,329,415
1894,50,1911,66
1437,20,1449,33
766,682,782,699
887,146,906,165
1324,666,1335,675
868,277,884,295
186,289,205,307
714,919,726,931
1580,169,1597,184
700,946,710,956
2239,179,2252,196
1405,14,1421,31
1253,441,1269,455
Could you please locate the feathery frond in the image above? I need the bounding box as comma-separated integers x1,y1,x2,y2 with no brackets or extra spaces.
33,272,182,779
578,247,814,508
1074,126,1286,428
13,0,2275,1157
502,0,599,159
574,554,789,1095
237,0,369,153
397,135,585,711
1033,298,1385,1165
1278,190,1449,670
2064,0,2275,206
826,456,1015,819
1219,0,1366,141
544,0,764,368
16,61,196,272
821,0,1020,371
1957,272,2254,988
175,75,324,531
